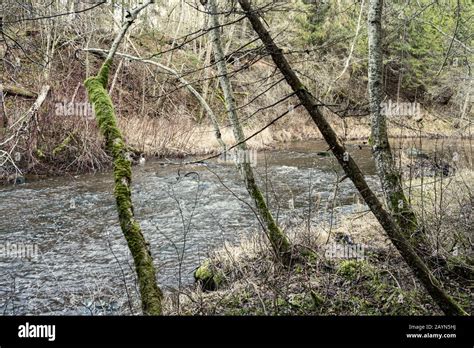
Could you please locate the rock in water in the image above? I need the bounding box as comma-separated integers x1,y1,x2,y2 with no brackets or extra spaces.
404,147,429,159
316,151,332,157
11,175,26,185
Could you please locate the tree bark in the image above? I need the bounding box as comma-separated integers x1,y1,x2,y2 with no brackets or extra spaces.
237,0,467,316
367,0,421,247
84,0,163,315
208,0,291,262
0,84,7,128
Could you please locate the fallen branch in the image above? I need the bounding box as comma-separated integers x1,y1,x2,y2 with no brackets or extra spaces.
2,84,38,99
9,85,50,130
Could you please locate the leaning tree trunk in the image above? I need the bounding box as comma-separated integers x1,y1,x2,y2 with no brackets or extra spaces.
84,0,163,315
369,0,473,284
237,0,467,316
207,0,291,263
367,0,422,249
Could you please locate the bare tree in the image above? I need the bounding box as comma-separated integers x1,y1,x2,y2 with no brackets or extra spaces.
237,0,467,316
367,0,421,247
207,0,291,263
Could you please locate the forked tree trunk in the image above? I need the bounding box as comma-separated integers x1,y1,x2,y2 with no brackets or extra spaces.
207,0,291,263
237,0,467,316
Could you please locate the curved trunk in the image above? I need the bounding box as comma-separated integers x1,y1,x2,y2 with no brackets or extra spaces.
85,60,162,316
84,0,163,315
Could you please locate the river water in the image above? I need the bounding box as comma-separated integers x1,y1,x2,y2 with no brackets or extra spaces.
0,139,471,314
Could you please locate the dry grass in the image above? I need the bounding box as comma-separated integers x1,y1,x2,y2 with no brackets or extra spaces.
163,169,473,316
405,169,474,259
162,220,437,315
118,109,468,160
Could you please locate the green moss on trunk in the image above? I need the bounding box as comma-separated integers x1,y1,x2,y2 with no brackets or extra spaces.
84,59,163,315
208,0,291,263
249,180,291,262
194,260,224,291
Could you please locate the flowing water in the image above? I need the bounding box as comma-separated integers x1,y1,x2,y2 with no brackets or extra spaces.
0,139,471,314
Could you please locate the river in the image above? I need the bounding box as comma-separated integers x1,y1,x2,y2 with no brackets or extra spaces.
0,138,471,314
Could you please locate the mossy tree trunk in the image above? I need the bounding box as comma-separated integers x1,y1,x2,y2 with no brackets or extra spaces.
84,0,163,315
237,0,467,316
207,0,291,263
367,0,422,249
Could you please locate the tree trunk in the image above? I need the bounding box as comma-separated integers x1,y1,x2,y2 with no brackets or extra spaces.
367,0,422,247
237,0,467,316
84,0,163,315
0,84,7,128
208,0,291,263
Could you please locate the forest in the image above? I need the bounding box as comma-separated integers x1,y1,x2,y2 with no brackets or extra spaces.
0,0,472,318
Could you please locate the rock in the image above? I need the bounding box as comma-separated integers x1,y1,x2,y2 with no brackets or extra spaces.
4,175,26,185
316,151,332,157
127,147,145,166
14,176,26,185
404,147,429,159
194,260,224,291
405,157,455,178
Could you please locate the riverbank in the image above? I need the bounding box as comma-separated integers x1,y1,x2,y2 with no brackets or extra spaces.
120,110,472,157
164,169,473,315
2,109,471,186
